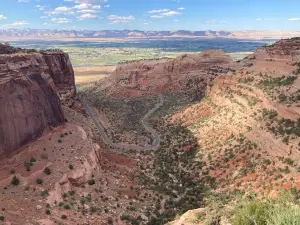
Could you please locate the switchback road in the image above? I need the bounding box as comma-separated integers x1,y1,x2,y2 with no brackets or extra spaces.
80,94,164,151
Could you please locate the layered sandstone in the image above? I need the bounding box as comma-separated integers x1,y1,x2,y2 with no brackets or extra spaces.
92,50,236,98
0,45,75,156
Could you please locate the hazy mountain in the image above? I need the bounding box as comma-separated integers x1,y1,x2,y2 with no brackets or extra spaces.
0,29,300,40
0,29,232,38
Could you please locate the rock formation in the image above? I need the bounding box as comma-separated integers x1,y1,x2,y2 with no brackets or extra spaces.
88,50,236,98
0,44,75,156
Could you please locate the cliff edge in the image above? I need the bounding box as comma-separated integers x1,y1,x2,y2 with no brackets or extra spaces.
0,44,76,156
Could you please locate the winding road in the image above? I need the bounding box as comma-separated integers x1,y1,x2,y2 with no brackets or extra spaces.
80,94,164,151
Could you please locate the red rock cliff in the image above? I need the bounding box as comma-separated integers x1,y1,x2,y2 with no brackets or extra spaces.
105,50,235,97
0,45,75,156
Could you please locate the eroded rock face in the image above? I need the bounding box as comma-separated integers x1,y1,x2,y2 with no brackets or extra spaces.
95,50,235,98
0,45,75,156
42,52,76,101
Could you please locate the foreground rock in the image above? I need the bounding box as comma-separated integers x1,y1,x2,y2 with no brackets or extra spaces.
0,44,75,156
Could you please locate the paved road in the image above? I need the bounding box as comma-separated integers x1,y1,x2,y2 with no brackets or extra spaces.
79,94,164,151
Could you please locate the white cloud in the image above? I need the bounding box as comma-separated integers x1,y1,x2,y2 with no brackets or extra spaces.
0,15,7,20
77,13,98,20
107,15,135,24
0,21,28,28
104,5,110,8
161,11,181,16
10,21,28,26
74,3,91,9
174,20,178,22
51,18,71,23
150,15,163,18
148,9,169,14
47,6,74,15
73,3,101,14
35,5,46,11
256,18,271,21
77,9,97,13
92,5,101,9
64,0,107,3
288,18,300,21
17,0,31,2
178,7,184,10
151,11,182,18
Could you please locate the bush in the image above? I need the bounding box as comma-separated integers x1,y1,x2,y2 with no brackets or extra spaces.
233,200,270,225
88,179,95,185
40,190,49,197
36,178,43,185
0,216,4,221
30,157,36,163
43,167,51,175
64,204,71,210
268,206,300,225
108,217,114,224
11,176,20,186
24,161,33,171
68,164,73,170
120,215,131,221
61,215,67,220
232,192,300,225
10,169,15,174
25,186,30,191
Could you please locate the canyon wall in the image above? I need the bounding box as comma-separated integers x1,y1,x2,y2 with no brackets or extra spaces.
0,45,75,156
97,50,236,98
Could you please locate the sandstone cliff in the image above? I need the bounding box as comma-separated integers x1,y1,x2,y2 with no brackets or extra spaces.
0,44,75,156
87,50,235,98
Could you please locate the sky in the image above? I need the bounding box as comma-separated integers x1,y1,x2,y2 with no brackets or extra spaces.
1,0,300,31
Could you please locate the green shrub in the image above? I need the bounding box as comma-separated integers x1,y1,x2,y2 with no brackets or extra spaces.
61,215,67,220
25,185,30,191
10,169,15,174
30,157,36,163
233,200,270,225
11,176,20,186
24,161,33,171
268,206,300,225
0,216,4,221
40,190,49,197
108,217,114,224
88,179,95,185
68,164,73,170
63,204,71,210
45,209,51,215
43,167,51,175
36,178,43,185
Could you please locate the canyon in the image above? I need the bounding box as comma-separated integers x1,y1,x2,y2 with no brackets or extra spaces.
0,38,299,225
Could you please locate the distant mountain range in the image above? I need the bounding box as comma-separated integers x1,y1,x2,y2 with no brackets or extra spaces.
0,29,231,38
0,29,300,39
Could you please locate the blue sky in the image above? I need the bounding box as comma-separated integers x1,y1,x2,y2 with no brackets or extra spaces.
1,0,300,30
